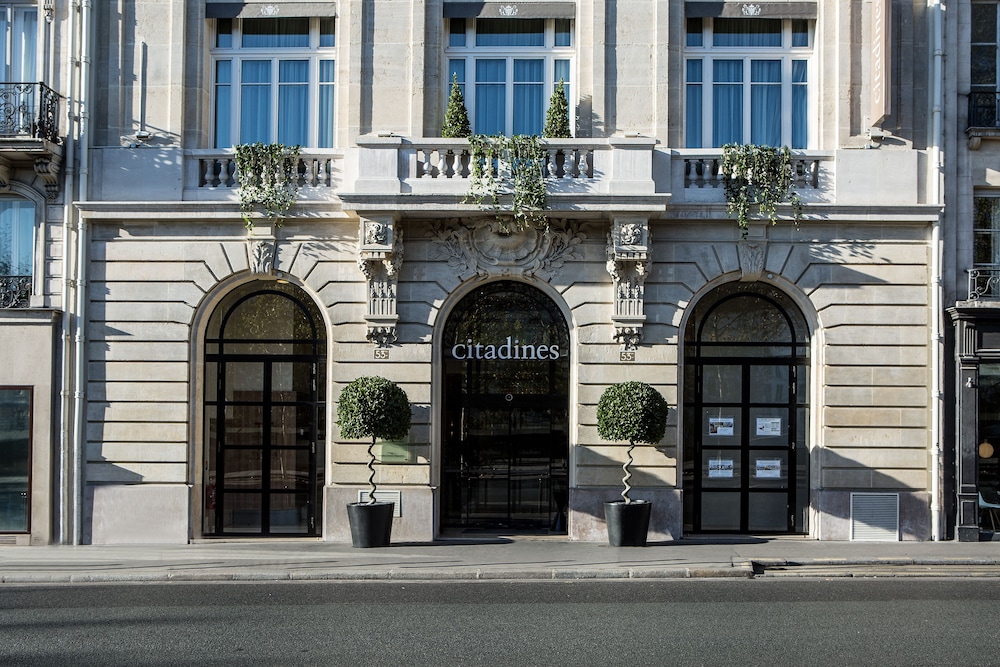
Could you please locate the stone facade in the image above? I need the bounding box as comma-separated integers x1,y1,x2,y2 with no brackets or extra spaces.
1,0,953,545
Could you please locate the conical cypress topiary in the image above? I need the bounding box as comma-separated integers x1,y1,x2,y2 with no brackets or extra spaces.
442,74,472,138
543,79,571,138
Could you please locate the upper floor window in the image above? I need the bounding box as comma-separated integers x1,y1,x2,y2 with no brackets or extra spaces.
0,198,33,308
973,2,999,94
684,17,812,149
212,17,335,148
0,5,36,82
446,18,573,136
975,197,1000,268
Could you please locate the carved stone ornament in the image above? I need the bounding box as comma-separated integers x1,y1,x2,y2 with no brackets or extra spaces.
606,217,650,351
429,218,584,282
34,154,62,200
358,217,403,347
247,239,275,275
737,239,766,282
742,4,762,16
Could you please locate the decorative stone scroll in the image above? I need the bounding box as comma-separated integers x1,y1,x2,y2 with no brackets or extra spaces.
429,218,584,281
606,216,649,350
358,216,403,347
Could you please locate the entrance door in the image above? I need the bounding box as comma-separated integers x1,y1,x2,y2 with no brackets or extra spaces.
203,281,326,537
442,281,570,532
683,283,809,534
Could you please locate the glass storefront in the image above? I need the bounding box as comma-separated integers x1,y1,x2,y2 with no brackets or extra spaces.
978,364,1000,528
0,387,30,532
441,281,570,532
683,282,810,534
203,281,325,537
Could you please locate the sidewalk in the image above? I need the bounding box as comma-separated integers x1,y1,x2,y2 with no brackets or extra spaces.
2,537,999,583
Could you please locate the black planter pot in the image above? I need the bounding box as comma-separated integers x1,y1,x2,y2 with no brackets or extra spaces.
604,499,652,547
346,501,395,548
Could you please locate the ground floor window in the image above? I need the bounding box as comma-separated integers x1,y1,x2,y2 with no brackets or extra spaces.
0,387,30,532
441,281,570,533
683,282,810,534
978,364,1000,528
203,281,326,537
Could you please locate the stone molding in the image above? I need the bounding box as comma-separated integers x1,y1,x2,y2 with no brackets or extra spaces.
429,218,584,281
358,216,403,347
606,216,649,350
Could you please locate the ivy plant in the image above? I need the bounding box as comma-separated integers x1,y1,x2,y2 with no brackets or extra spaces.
466,133,547,233
720,143,803,235
337,376,412,504
442,74,472,139
543,79,571,139
234,142,301,229
596,381,669,504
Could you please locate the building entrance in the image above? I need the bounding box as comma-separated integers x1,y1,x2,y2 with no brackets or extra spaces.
683,282,810,534
441,281,570,532
203,281,326,537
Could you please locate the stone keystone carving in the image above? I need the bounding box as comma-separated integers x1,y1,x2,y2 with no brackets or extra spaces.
607,216,650,350
737,239,766,282
247,239,275,275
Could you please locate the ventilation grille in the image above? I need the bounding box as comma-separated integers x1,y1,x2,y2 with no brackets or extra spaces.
850,493,899,541
0,535,18,545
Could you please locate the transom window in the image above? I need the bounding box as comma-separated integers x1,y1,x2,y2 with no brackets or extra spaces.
684,17,812,148
211,17,335,148
446,18,573,136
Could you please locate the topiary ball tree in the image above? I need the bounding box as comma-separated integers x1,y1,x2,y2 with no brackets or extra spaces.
596,381,669,504
337,376,412,504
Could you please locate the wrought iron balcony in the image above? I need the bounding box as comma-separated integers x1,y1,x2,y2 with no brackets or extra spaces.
0,275,30,308
968,267,1000,300
0,82,60,142
969,92,1000,130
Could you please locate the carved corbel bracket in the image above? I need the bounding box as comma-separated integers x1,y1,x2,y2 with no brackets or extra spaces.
0,157,12,193
358,216,403,347
34,153,62,200
247,238,276,274
737,239,766,282
606,216,650,350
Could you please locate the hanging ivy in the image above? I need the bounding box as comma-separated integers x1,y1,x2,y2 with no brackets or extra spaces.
720,143,802,234
466,134,547,233
234,142,301,228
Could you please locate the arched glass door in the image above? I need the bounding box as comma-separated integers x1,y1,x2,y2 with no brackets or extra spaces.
203,281,326,537
683,282,810,534
441,281,570,533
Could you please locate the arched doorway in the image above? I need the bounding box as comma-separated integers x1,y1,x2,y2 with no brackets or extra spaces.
441,281,570,533
202,280,326,537
683,282,810,534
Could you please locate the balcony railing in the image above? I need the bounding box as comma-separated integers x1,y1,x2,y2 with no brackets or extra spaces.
0,82,60,142
188,149,344,200
969,267,1000,300
680,151,823,189
0,275,30,308
969,92,1000,130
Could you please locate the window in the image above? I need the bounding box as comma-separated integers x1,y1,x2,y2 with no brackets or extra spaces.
975,197,1000,267
446,18,573,136
684,17,811,148
0,4,36,82
0,387,30,532
971,3,1000,127
0,198,33,307
212,17,335,148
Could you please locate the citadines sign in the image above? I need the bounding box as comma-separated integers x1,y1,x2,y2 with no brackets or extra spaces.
450,337,560,361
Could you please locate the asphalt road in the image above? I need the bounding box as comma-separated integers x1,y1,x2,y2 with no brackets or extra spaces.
1,579,998,666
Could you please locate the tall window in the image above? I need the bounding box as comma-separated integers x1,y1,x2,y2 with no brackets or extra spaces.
446,18,573,136
973,2,999,95
212,17,336,148
975,197,1000,268
684,17,811,148
0,199,33,275
0,387,30,532
0,4,36,82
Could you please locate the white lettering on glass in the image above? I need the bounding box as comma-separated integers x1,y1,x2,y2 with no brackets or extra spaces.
450,337,559,360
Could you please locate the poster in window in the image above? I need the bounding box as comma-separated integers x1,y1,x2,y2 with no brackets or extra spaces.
708,458,734,478
708,417,734,436
755,459,782,479
755,417,782,436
